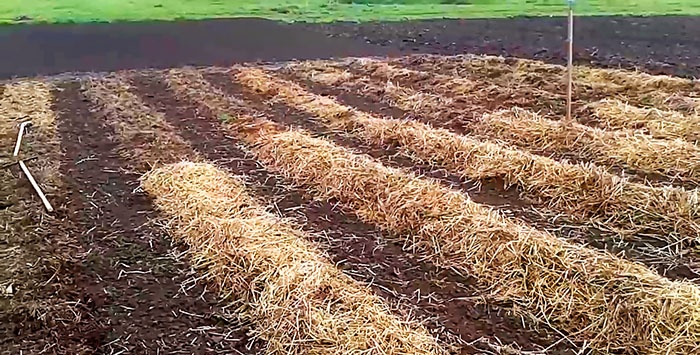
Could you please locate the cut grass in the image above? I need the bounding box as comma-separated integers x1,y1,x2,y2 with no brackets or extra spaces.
343,59,700,186
164,67,700,354
2,0,700,24
142,161,445,354
240,65,700,248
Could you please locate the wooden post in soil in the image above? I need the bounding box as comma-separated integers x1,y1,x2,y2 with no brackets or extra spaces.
565,0,575,124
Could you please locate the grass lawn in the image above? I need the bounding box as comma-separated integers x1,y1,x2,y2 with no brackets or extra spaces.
0,0,698,24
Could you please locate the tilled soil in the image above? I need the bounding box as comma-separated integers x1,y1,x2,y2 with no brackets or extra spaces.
3,15,699,355
130,73,575,354
2,16,699,80
309,16,700,78
48,82,258,354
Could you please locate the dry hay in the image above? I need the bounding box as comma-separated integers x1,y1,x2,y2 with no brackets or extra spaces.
166,67,700,354
336,57,700,186
0,81,72,333
589,98,700,142
343,58,564,115
0,80,60,190
252,129,700,355
142,161,445,354
478,108,700,186
82,74,199,167
270,65,700,244
391,54,700,111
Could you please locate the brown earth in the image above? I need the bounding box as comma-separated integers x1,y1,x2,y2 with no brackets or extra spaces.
3,15,699,355
129,73,574,354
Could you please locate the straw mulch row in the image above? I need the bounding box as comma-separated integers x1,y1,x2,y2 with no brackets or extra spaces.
347,58,565,118
0,81,70,335
390,54,700,112
589,98,700,142
82,75,199,166
85,74,443,354
278,63,700,245
163,66,700,354
334,57,700,147
142,161,445,355
307,61,700,187
477,108,700,187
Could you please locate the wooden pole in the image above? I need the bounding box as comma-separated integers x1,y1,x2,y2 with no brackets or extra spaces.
12,121,54,213
566,1,574,123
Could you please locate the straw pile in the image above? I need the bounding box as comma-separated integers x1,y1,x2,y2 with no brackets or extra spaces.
169,66,700,354
252,129,700,355
478,107,700,186
82,75,199,166
0,80,60,189
343,59,563,114
142,162,444,354
391,54,700,110
272,65,700,242
589,98,700,142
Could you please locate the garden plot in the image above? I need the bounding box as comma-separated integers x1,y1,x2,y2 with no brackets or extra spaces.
4,54,700,354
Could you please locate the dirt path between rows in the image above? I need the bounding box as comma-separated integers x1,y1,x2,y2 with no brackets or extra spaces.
52,82,257,354
130,73,577,354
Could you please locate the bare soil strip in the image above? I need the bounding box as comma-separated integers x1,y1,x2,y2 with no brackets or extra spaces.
161,68,700,354
143,162,446,354
53,81,258,354
277,63,700,249
131,70,577,353
391,54,700,113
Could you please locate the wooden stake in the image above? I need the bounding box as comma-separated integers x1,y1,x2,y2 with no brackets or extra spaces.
13,121,31,157
18,160,54,212
12,121,54,213
566,1,574,123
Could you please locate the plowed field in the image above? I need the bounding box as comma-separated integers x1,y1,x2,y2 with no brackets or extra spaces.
2,54,700,354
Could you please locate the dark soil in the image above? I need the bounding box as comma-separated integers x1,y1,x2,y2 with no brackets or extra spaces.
3,16,700,80
4,14,699,354
309,16,700,78
128,73,577,354
0,18,388,80
48,82,258,354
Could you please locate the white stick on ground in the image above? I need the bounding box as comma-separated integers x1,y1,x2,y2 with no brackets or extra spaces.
13,121,31,157
566,0,574,123
18,160,53,212
12,121,54,212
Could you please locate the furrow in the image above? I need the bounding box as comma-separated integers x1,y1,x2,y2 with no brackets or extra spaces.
277,63,700,246
165,67,700,355
142,162,446,355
